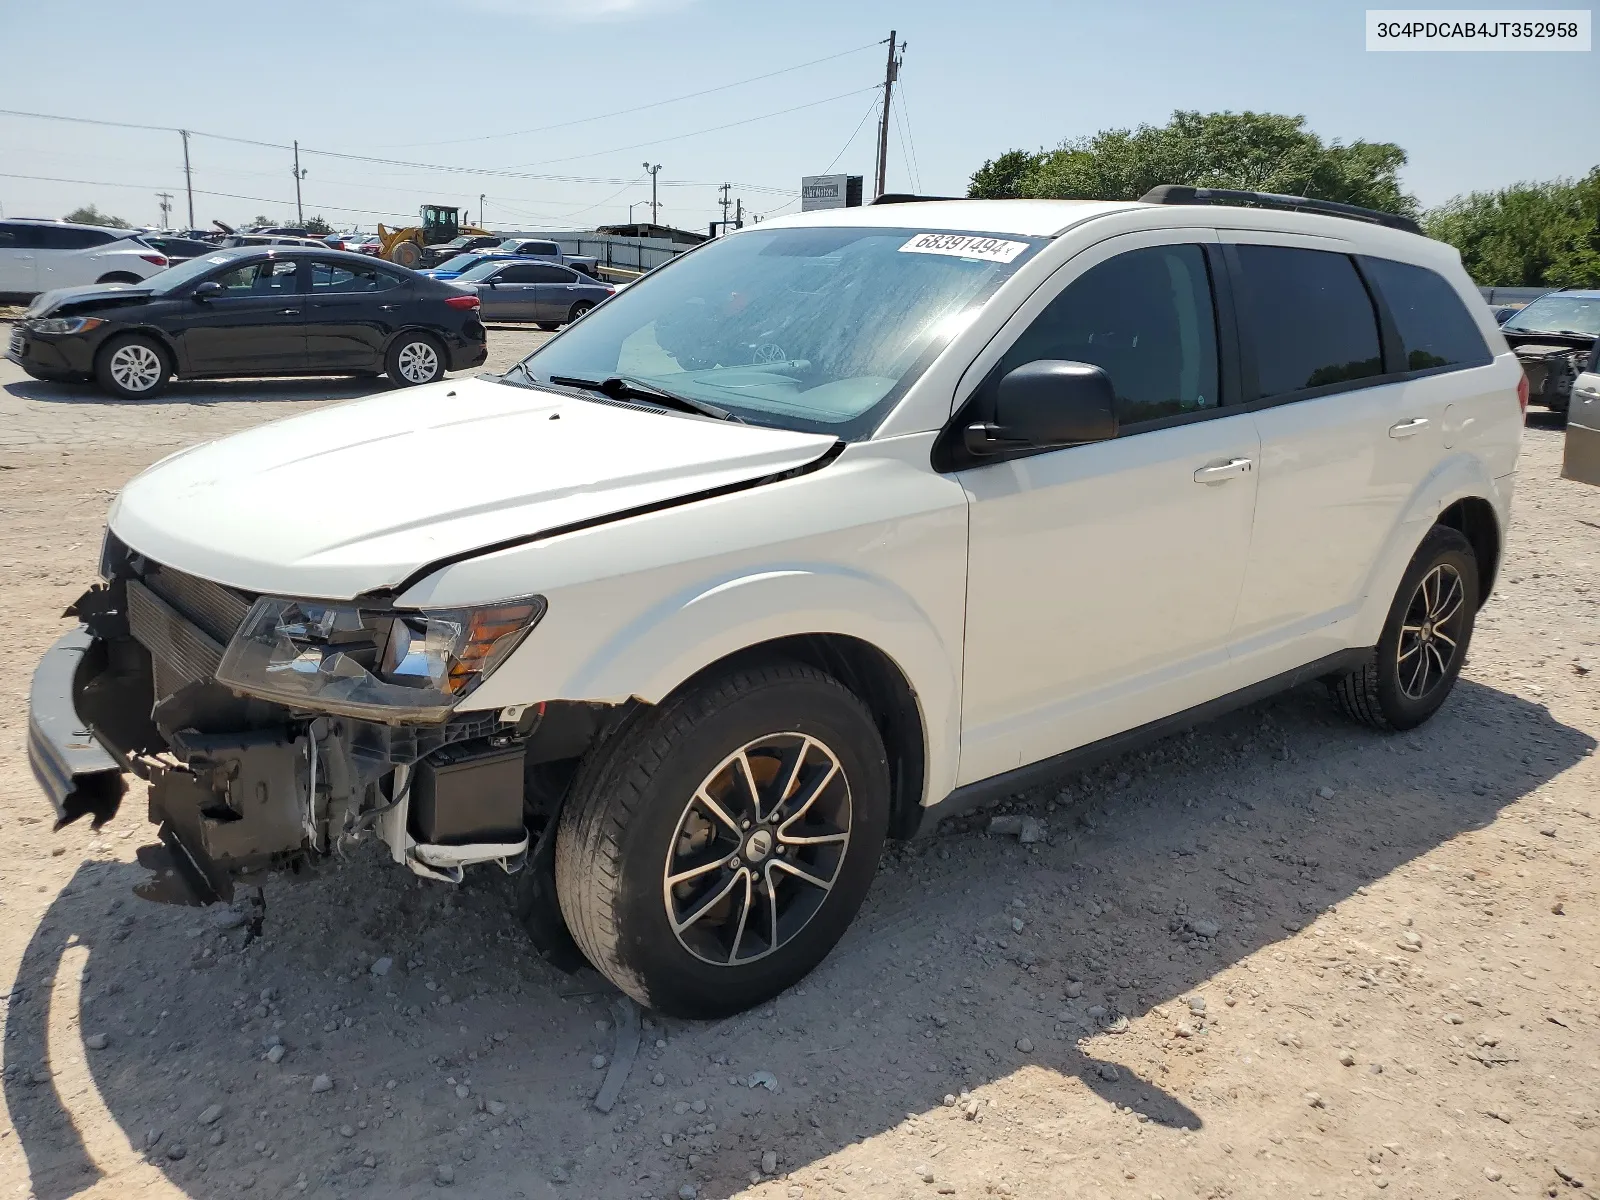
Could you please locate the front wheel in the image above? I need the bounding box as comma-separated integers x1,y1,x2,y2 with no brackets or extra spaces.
553,662,889,1018
95,334,171,400
385,333,445,387
1331,525,1478,730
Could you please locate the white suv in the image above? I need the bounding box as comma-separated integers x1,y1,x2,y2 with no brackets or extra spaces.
30,189,1523,1018
0,219,169,302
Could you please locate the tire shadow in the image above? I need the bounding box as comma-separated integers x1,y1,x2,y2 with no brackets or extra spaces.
3,677,1592,1199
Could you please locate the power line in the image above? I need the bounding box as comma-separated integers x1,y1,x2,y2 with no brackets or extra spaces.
891,93,919,195
505,88,878,170
819,93,881,176
895,82,925,195
0,172,415,221
384,40,885,148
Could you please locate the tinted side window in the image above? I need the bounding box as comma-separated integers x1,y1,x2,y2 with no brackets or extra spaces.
497,265,544,283
526,264,574,284
998,244,1219,425
1361,257,1492,372
214,260,300,293
310,259,400,291
36,227,117,250
0,224,19,248
1234,245,1383,397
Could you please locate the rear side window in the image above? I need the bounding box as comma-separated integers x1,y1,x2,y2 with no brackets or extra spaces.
1361,257,1492,372
1233,245,1384,398
35,226,118,250
310,259,401,291
998,243,1220,426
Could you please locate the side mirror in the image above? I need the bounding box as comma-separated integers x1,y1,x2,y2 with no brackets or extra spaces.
191,281,223,302
964,359,1118,455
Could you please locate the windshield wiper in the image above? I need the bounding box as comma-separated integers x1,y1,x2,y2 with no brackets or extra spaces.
548,374,738,421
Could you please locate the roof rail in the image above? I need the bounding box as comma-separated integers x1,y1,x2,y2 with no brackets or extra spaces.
869,193,962,205
1139,184,1423,235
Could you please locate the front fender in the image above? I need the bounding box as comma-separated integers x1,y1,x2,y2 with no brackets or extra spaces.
466,562,963,808
1352,451,1510,644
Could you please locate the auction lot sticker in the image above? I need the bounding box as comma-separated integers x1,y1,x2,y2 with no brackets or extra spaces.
899,233,1030,263
1366,9,1591,50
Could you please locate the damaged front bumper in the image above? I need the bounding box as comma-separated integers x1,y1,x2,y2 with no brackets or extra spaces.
29,556,537,903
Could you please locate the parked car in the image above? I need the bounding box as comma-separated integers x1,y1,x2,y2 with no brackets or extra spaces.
0,219,169,304
1563,345,1600,485
1499,289,1600,415
6,245,485,398
1490,304,1521,325
421,233,503,267
452,259,614,326
141,235,218,265
420,251,515,281
494,237,601,278
28,193,1521,1018
218,234,329,250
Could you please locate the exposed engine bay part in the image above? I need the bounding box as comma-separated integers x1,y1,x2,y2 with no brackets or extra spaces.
1513,342,1588,413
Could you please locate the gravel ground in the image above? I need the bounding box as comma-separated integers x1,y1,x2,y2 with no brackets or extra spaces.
1,333,1596,1200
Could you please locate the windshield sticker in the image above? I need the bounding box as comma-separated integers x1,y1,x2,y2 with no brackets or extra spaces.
898,233,1029,263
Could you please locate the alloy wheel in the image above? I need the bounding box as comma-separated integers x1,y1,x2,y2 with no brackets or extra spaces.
662,732,852,967
1396,563,1466,700
109,344,163,394
396,340,440,384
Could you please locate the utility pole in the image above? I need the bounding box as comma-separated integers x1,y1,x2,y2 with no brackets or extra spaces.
718,184,732,234
873,31,905,199
156,192,173,229
735,198,744,229
479,193,486,229
291,140,307,225
179,129,194,229
642,162,662,226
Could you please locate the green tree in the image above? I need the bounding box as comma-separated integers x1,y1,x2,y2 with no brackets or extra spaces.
302,214,334,235
968,110,1416,216
1424,168,1600,287
64,204,131,228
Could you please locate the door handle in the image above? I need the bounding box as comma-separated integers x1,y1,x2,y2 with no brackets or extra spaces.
281,308,302,316
1389,417,1429,438
379,304,400,311
1193,458,1253,484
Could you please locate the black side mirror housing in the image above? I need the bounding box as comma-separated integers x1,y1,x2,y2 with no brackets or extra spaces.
964,359,1119,455
191,281,223,302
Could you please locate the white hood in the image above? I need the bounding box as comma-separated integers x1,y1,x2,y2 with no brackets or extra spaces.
110,377,836,599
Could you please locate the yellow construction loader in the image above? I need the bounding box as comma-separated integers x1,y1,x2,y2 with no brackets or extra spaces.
377,205,495,269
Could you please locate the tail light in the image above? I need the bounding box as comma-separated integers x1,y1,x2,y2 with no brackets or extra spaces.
139,254,169,267
444,294,480,310
1516,373,1529,414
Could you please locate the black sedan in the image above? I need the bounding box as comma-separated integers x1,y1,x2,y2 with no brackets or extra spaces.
6,246,487,399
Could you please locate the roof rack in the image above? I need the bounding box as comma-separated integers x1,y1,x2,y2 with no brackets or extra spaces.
1139,184,1423,235
869,193,962,205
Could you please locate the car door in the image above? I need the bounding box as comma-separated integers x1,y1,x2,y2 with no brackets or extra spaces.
481,264,542,320
527,263,583,323
304,258,408,368
170,256,309,375
1565,347,1600,487
956,231,1262,786
0,222,39,297
1220,237,1458,673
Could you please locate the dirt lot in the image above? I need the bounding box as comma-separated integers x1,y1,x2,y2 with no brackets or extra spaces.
1,331,1596,1200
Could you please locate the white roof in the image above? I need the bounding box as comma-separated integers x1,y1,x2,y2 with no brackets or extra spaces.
757,199,1142,238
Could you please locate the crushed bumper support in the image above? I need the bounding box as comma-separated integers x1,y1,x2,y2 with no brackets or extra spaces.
28,628,127,829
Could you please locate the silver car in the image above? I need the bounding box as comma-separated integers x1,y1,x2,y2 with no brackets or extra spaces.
455,259,614,328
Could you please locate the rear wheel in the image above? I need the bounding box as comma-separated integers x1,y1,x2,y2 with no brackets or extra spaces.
385,333,445,387
389,241,422,269
95,334,171,400
567,301,594,325
1331,525,1478,731
554,662,889,1017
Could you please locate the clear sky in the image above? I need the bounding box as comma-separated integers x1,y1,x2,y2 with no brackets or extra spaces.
1,0,1594,234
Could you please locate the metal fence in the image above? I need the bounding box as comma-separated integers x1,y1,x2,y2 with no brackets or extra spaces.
491,230,692,275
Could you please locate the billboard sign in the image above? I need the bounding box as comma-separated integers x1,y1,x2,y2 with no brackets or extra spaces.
801,174,863,211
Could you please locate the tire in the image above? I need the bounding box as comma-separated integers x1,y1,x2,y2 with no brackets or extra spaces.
384,333,445,387
536,322,560,332
1331,525,1478,731
567,301,595,324
389,241,422,269
95,334,171,400
554,661,890,1018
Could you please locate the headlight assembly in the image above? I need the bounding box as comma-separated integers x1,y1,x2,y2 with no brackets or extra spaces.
215,595,546,723
29,316,106,336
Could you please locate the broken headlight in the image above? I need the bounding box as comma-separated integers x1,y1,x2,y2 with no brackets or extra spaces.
215,596,545,723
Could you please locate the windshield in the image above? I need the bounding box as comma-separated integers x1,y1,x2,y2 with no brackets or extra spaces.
1502,295,1600,337
145,251,252,293
434,254,486,274
456,259,511,281
510,226,1042,437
